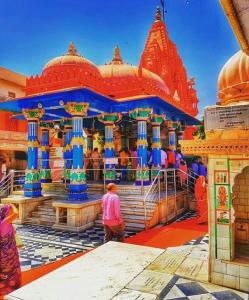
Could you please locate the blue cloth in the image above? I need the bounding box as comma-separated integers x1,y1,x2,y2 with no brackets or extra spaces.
199,164,207,177
191,162,199,174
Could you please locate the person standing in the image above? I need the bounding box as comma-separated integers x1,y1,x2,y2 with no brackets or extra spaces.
198,161,207,178
102,183,125,243
175,149,183,169
167,148,176,168
161,148,167,169
119,148,129,182
191,158,199,176
0,204,21,299
91,148,102,182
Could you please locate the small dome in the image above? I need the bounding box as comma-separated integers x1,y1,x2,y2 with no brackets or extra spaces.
218,50,249,105
98,46,169,99
42,42,100,79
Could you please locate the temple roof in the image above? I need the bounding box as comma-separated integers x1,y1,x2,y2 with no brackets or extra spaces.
21,7,199,118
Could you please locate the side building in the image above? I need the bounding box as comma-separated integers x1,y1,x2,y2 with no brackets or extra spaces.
0,67,27,172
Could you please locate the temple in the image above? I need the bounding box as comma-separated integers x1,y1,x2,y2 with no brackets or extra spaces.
0,7,199,203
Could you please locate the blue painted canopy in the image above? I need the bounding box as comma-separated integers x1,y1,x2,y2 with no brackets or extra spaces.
0,87,200,125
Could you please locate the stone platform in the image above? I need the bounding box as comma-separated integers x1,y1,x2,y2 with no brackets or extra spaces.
5,242,249,300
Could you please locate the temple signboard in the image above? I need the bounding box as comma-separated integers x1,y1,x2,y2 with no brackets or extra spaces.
205,103,249,131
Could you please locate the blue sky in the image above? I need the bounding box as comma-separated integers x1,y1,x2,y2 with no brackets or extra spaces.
0,0,239,116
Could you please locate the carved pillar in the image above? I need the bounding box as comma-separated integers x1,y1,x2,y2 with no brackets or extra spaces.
129,108,152,186
40,122,52,183
98,113,122,183
151,114,165,177
176,122,185,141
62,119,73,183
23,108,44,197
166,120,177,150
64,102,89,201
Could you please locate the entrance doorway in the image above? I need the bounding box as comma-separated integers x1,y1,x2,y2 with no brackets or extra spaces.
232,166,249,263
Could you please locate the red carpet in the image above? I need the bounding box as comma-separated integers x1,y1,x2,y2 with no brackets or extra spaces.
126,218,208,249
20,218,207,288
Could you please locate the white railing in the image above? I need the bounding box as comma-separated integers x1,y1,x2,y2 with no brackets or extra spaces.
0,170,25,198
142,168,198,230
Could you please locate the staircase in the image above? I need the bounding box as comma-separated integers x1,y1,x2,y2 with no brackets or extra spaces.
1,168,197,231
25,183,68,226
93,184,152,232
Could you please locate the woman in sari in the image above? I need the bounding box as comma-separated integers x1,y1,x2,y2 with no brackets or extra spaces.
0,204,21,299
195,176,208,224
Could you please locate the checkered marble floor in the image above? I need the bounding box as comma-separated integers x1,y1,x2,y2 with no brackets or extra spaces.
17,210,203,272
174,210,197,222
17,225,135,271
160,276,249,299
184,234,209,246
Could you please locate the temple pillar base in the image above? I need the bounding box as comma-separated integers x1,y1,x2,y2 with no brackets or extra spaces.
105,169,116,184
135,169,150,186
151,167,161,181
68,184,88,201
135,180,151,186
40,169,52,183
24,169,42,198
24,183,42,198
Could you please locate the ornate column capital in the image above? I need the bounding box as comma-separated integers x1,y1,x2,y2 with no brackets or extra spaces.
165,120,178,130
151,114,165,126
97,112,122,125
61,118,73,132
22,108,44,121
129,108,152,121
64,102,89,116
40,121,54,130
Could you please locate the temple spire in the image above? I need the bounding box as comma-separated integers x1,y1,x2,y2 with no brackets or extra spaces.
155,6,162,22
67,42,79,56
111,45,123,64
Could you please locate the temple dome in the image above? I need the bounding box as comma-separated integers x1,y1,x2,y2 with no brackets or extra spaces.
42,42,101,79
98,46,170,99
25,42,102,96
218,50,249,105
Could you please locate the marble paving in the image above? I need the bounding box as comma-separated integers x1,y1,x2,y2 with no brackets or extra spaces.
7,241,249,300
6,242,164,300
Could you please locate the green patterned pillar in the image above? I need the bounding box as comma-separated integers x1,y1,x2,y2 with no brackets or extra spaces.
166,120,178,150
40,121,53,183
64,102,89,201
23,108,44,197
129,108,152,186
98,113,122,183
151,114,165,178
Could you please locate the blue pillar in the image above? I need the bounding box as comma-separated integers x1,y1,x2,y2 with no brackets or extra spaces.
167,121,177,150
40,126,52,183
151,114,165,178
65,102,89,202
129,108,152,186
63,122,73,183
23,109,44,197
98,113,122,183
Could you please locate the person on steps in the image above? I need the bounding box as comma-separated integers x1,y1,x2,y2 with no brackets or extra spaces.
102,183,125,243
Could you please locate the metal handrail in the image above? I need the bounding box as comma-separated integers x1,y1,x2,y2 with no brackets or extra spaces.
143,170,162,230
142,168,198,230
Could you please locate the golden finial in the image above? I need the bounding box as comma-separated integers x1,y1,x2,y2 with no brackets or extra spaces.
112,45,123,64
67,42,79,56
155,6,162,21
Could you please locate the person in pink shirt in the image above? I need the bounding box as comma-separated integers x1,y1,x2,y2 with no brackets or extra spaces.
102,183,125,243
